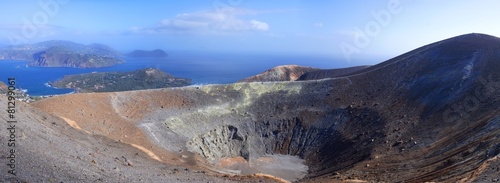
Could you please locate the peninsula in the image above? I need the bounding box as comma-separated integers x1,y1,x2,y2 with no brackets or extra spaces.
0,40,124,68
49,68,191,92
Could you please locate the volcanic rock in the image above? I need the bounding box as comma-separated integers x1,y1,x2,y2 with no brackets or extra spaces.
239,65,319,82
297,65,370,81
25,33,500,182
1,95,271,182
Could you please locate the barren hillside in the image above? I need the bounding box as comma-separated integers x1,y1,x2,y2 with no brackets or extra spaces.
297,65,370,81
31,33,500,182
239,65,319,82
0,96,274,182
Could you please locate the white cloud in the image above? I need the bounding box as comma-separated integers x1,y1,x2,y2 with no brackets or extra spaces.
250,20,269,31
132,10,270,35
159,12,219,31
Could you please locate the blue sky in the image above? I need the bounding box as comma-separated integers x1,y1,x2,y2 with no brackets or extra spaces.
1,0,500,63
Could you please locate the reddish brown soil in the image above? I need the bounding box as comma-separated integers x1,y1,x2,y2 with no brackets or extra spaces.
30,90,208,167
18,33,500,182
239,65,319,82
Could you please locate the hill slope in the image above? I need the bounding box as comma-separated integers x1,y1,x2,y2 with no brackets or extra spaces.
1,95,271,182
0,81,7,94
239,65,319,82
297,65,370,80
240,65,371,82
31,33,500,182
0,40,123,68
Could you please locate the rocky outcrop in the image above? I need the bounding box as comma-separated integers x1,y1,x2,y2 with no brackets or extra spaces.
188,125,250,162
239,65,319,82
32,51,48,66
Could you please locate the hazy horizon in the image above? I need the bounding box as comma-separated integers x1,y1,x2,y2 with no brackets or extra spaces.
1,1,500,64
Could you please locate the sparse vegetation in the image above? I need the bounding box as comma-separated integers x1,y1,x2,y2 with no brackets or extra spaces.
50,68,191,92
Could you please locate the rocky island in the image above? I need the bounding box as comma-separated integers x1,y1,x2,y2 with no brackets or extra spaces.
125,49,168,58
0,40,124,68
49,68,191,93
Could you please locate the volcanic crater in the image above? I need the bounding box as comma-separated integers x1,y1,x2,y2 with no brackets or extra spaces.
13,33,500,182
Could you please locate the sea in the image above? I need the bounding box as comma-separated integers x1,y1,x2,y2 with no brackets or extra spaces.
0,51,363,96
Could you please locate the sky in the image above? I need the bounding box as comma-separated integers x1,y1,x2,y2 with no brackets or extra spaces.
1,0,500,63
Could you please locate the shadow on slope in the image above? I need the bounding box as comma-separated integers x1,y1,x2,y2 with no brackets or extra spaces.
31,33,500,182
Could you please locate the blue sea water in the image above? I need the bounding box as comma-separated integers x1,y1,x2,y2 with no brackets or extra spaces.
0,51,354,96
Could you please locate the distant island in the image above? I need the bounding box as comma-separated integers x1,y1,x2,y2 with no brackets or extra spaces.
49,68,191,93
125,49,168,58
0,40,124,68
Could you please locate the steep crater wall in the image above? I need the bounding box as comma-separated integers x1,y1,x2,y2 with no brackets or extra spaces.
186,108,386,177
32,33,500,182
136,80,387,180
